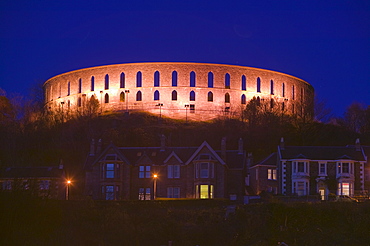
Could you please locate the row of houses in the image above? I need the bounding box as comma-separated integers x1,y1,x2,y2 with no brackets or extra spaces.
1,137,369,202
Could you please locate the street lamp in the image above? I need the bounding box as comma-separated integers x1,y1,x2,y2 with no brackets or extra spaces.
66,180,71,200
156,103,163,120
153,174,158,200
185,104,189,122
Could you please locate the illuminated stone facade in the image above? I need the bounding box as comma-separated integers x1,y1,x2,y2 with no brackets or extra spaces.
44,62,314,120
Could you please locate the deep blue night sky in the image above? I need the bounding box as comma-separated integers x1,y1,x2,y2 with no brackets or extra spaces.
0,0,369,117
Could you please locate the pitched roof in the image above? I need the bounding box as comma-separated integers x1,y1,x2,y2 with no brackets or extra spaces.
252,152,277,167
279,146,366,161
0,166,64,179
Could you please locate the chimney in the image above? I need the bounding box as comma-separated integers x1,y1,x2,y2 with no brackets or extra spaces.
97,139,102,154
280,137,285,150
160,134,166,151
238,138,244,154
355,138,361,151
90,139,95,156
221,137,226,159
247,152,253,170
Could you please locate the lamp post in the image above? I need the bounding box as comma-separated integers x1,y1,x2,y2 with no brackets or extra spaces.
66,180,71,200
185,104,189,122
156,103,163,120
153,174,158,200
125,90,130,113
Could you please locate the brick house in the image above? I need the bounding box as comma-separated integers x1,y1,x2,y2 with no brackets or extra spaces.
249,152,278,195
277,138,367,200
0,165,66,199
84,137,248,202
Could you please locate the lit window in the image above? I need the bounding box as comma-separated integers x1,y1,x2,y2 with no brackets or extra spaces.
241,94,246,104
136,91,142,101
225,73,230,89
241,75,246,91
208,72,214,88
257,77,261,93
338,182,353,196
267,169,277,180
139,188,151,200
167,187,180,198
136,71,142,87
105,74,109,90
225,93,230,103
190,91,195,101
190,71,196,87
154,90,160,101
120,73,125,88
196,184,214,199
154,71,160,87
207,91,213,102
168,165,180,178
172,71,177,86
171,90,177,101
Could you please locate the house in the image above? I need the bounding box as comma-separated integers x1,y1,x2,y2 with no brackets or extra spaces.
0,165,67,199
277,138,367,200
249,152,278,195
84,137,249,202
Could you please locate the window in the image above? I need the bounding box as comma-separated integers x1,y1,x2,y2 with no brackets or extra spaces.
91,76,94,91
154,71,160,87
257,77,261,93
282,83,285,97
282,102,285,111
225,73,230,89
120,92,125,102
172,71,177,86
190,71,196,87
241,75,246,91
171,90,177,101
39,180,50,190
79,78,82,93
292,161,309,174
207,91,213,102
136,91,142,101
270,80,274,95
167,187,180,198
120,73,125,88
136,71,142,87
195,162,214,178
77,97,82,107
105,185,114,200
139,166,151,178
319,163,327,176
196,184,214,199
168,165,180,178
104,93,109,103
267,169,277,180
270,99,274,108
67,82,70,96
189,104,195,113
337,162,353,175
139,188,151,200
105,164,115,178
208,72,214,88
241,94,246,104
338,182,353,196
190,91,195,101
293,181,309,196
292,85,295,100
154,90,160,101
105,74,109,89
225,93,230,103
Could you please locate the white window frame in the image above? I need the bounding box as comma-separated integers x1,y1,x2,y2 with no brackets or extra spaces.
195,162,214,179
292,180,309,196
292,161,309,175
168,165,180,179
318,162,327,176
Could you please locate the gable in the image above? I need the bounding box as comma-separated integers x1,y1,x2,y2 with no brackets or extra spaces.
185,141,225,165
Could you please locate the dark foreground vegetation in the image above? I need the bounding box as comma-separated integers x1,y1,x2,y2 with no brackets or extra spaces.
1,194,370,246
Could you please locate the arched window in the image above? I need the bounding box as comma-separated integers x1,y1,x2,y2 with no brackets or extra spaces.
225,73,230,89
270,98,274,108
282,102,285,111
90,76,94,91
136,72,142,87
256,96,261,105
120,73,125,88
172,71,178,86
154,71,160,87
241,94,246,104
225,93,230,103
270,80,274,95
282,83,285,97
241,75,246,91
292,85,295,100
208,72,214,88
171,90,177,101
136,91,142,101
78,97,82,107
154,90,160,101
105,74,109,90
301,88,304,102
120,92,125,102
190,91,195,101
78,78,82,93
207,91,213,102
67,82,70,96
104,93,109,103
190,71,196,87
257,77,261,93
